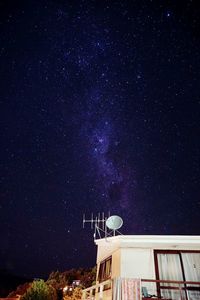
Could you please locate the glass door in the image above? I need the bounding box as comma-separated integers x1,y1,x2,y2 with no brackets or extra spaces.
156,252,186,300
182,253,200,300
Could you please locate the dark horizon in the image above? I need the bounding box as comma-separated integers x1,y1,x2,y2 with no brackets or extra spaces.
1,0,200,279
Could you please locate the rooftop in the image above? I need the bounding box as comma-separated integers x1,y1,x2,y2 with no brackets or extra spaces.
95,235,200,262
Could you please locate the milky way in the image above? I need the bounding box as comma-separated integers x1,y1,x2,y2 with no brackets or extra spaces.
84,107,132,212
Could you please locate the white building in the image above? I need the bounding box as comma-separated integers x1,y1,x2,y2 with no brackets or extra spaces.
82,235,200,300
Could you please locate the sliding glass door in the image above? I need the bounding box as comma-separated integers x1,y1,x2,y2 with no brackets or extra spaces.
182,253,200,300
156,252,185,299
154,251,200,300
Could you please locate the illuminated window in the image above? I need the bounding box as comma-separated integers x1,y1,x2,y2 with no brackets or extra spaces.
98,256,112,282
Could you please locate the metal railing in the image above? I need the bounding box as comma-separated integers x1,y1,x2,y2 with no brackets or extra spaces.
82,279,112,300
82,278,200,300
142,278,200,300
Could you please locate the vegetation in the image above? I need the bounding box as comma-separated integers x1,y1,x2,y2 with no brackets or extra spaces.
7,267,96,300
46,266,96,289
63,287,82,300
8,282,32,298
0,269,30,298
21,280,57,300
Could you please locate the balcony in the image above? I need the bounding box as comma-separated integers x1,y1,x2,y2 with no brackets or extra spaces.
82,278,200,300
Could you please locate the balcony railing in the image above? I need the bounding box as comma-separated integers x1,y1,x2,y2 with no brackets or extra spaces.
142,278,200,300
82,278,200,300
82,279,112,300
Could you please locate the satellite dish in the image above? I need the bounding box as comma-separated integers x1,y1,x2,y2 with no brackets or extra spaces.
106,215,123,230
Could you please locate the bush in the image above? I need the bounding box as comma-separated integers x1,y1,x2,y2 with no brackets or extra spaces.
21,280,57,300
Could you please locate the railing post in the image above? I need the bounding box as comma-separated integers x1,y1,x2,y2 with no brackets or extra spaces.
178,283,183,300
90,288,93,300
82,290,85,300
99,283,103,300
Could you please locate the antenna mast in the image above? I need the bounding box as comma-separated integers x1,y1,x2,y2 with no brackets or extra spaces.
82,212,111,239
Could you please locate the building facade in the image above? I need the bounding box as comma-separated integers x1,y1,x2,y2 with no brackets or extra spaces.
83,235,200,300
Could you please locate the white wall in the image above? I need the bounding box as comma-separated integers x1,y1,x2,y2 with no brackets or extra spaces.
96,249,121,282
112,249,121,278
120,248,155,279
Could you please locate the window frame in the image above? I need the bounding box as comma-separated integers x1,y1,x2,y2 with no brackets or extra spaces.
154,250,200,299
97,256,112,283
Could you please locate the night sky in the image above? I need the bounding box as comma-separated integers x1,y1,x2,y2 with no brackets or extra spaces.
1,0,200,279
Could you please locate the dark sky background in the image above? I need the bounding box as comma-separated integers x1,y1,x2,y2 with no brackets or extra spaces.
0,0,200,279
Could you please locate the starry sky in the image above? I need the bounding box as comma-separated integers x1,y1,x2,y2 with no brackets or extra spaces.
0,0,200,279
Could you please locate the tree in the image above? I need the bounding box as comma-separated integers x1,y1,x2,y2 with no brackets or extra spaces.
8,282,31,297
21,280,57,300
63,288,82,300
81,266,96,288
72,287,82,300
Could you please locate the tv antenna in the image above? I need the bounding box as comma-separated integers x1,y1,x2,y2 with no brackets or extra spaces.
83,212,123,239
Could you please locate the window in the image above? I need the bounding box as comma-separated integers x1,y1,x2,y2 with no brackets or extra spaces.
154,250,200,300
98,256,112,282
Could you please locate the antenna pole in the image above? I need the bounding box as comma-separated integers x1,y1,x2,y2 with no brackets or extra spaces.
91,213,93,229
82,212,110,240
83,213,85,228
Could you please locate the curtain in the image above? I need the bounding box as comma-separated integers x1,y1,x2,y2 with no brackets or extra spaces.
105,258,112,278
157,253,186,300
181,253,200,300
112,278,141,300
113,278,122,300
182,253,200,283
